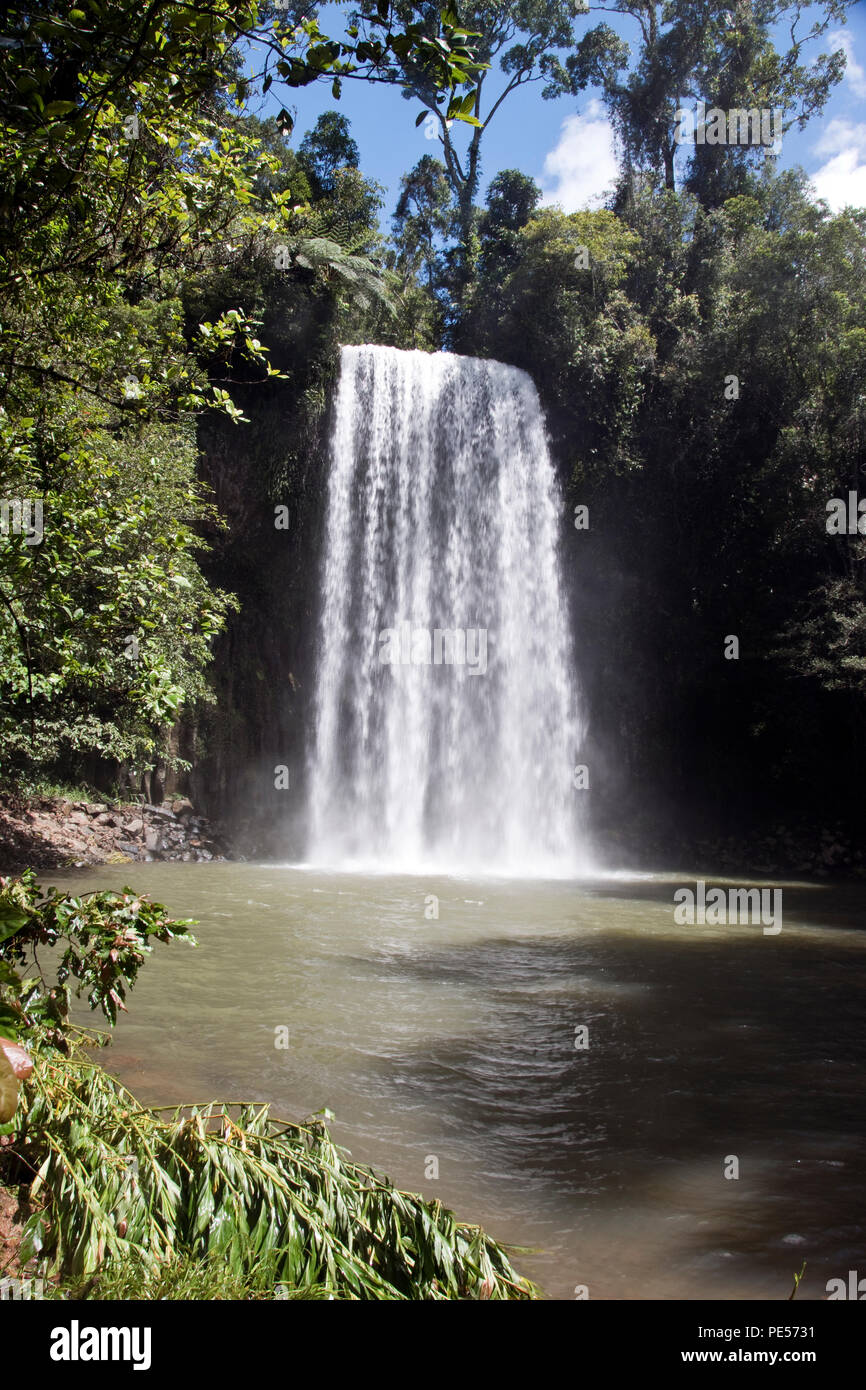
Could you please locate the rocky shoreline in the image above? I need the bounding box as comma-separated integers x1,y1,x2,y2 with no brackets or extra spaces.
0,794,232,876
2,792,863,882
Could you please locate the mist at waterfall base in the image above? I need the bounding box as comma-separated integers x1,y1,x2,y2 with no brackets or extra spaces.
306,344,587,877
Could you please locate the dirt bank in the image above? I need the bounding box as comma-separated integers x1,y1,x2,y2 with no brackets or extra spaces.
0,795,232,875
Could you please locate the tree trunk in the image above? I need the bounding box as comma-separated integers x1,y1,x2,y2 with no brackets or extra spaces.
664,142,676,191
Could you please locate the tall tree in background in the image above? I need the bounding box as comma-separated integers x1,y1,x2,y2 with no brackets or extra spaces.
298,111,361,195
354,0,587,295
475,168,540,263
541,1,853,202
389,154,455,341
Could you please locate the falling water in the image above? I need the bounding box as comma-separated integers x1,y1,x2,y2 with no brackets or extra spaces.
307,345,585,875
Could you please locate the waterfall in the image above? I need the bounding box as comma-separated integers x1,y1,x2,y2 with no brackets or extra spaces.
307,345,586,876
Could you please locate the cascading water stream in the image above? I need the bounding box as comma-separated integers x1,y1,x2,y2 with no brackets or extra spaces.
307,344,586,875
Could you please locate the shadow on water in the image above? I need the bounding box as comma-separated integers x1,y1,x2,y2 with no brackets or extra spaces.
321,929,866,1299
581,875,866,933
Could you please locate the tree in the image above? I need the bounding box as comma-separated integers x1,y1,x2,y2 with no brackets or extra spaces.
480,168,541,235
476,168,540,266
393,155,455,294
542,1,853,201
460,195,650,464
0,411,237,778
0,4,403,783
298,111,361,196
386,155,455,345
353,0,587,293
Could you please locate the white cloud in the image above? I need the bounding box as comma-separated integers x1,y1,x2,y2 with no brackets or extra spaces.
812,149,866,210
814,116,866,157
828,29,866,100
810,117,866,211
539,101,618,212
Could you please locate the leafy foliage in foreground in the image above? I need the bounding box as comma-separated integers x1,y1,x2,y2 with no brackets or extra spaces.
68,1251,333,1301
0,870,196,1044
10,1044,534,1300
0,874,534,1299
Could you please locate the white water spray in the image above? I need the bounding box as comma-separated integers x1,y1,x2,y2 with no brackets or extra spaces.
307,345,586,875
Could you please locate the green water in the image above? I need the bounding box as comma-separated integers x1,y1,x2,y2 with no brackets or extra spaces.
43,862,866,1300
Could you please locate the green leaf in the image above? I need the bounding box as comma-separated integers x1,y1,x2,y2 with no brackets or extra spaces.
0,1004,20,1041
0,905,31,943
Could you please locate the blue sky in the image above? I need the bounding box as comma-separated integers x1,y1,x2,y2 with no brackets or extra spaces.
250,4,866,227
